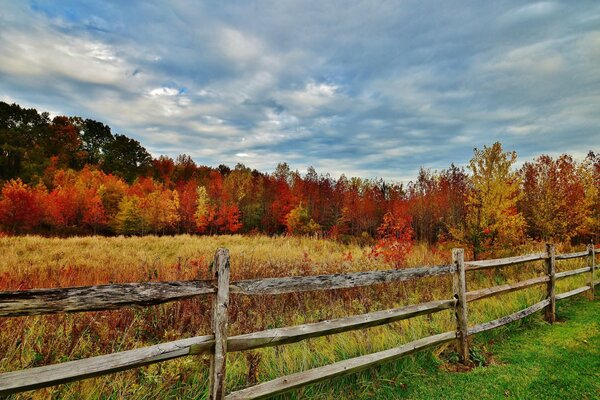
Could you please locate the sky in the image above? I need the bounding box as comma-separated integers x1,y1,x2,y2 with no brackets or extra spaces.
1,1,599,182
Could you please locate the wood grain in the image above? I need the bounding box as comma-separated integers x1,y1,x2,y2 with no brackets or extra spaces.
225,331,457,400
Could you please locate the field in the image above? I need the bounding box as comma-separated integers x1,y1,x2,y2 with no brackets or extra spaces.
0,235,593,399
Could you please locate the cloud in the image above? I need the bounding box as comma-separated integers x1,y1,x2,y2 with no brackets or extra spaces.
0,0,598,183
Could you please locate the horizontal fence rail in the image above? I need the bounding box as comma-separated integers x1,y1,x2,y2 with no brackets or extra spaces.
0,244,597,398
225,331,458,400
0,280,216,317
230,265,454,295
464,252,546,270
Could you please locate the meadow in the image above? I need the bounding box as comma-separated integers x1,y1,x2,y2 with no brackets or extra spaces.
0,235,592,399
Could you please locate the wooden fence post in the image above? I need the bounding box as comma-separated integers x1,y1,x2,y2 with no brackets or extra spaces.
544,243,556,323
588,243,595,300
210,248,230,400
452,248,469,364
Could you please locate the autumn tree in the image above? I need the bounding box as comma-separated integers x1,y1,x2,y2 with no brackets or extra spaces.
194,186,212,233
113,196,144,235
177,180,198,233
82,194,108,234
285,203,321,235
371,211,414,268
520,154,586,242
0,179,44,232
455,142,525,259
140,189,180,234
579,151,600,242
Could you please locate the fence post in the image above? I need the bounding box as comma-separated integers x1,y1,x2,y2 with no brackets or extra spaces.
588,243,596,300
544,243,556,323
452,248,469,364
210,248,230,400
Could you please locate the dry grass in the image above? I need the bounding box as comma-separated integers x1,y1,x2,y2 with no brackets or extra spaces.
0,235,591,399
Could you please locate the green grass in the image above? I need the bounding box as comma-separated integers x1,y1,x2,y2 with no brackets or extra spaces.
302,295,599,400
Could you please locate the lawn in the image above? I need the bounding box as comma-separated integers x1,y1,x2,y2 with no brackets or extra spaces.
309,295,599,400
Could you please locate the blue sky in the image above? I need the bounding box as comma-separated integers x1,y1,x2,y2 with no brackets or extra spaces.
1,1,599,181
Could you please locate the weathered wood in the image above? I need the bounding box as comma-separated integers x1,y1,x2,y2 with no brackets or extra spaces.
228,299,455,352
554,250,589,260
464,253,546,271
466,275,549,302
555,267,591,280
0,335,214,396
588,244,596,300
545,244,556,323
210,249,230,400
555,285,592,301
225,331,457,400
0,280,215,317
452,248,469,364
230,265,454,295
468,299,550,335
0,299,455,396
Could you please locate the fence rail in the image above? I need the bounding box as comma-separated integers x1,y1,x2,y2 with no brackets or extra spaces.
0,245,597,398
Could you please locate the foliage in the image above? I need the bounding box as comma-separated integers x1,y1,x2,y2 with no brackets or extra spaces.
0,179,43,232
0,101,597,249
453,142,526,259
371,211,414,268
285,203,321,235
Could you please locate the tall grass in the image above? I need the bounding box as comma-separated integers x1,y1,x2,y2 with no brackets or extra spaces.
0,235,590,399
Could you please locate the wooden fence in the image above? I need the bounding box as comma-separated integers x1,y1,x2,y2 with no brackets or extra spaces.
0,244,597,399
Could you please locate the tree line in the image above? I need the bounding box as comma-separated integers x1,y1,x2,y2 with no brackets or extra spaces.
0,101,598,258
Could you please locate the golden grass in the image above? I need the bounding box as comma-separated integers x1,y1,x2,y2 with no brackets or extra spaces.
0,235,591,399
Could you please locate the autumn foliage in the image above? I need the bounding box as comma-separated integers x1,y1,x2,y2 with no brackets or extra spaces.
371,211,414,268
0,101,598,254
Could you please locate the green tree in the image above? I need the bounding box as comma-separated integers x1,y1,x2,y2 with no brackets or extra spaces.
102,134,152,183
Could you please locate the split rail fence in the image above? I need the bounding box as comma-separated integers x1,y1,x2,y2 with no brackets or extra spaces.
0,244,598,399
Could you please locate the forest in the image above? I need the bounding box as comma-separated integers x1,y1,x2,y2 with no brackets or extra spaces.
1,101,598,259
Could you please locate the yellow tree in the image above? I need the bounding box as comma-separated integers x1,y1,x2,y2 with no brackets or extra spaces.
140,189,180,234
579,151,600,242
285,203,321,235
194,186,213,233
113,196,144,235
457,142,525,259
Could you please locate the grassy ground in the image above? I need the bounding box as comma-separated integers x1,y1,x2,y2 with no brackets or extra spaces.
0,236,595,399
305,295,599,400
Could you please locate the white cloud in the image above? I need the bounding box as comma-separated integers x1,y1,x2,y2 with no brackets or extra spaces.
148,87,180,96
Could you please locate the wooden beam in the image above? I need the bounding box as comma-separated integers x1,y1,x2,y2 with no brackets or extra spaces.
466,275,549,302
452,248,469,364
229,265,454,295
468,299,550,335
209,249,230,400
464,253,546,271
0,280,216,317
588,244,596,300
545,244,556,323
225,331,457,400
228,299,455,352
555,285,591,301
555,267,591,280
554,250,589,261
0,335,214,396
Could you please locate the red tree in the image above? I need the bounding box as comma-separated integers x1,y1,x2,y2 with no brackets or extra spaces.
371,211,414,268
0,179,44,232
